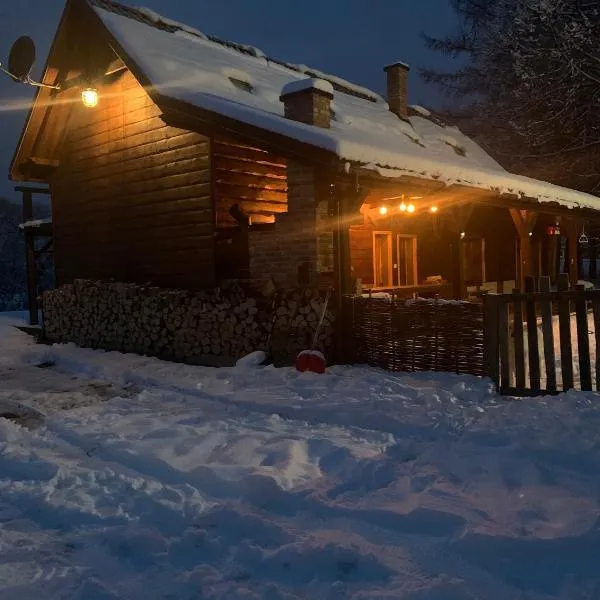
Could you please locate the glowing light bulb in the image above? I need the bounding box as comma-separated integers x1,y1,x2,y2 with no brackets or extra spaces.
407,204,415,213
429,206,438,213
399,202,407,212
81,88,99,108
460,231,466,239
379,206,388,215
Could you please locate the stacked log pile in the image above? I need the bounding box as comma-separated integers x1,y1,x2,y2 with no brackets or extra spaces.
42,279,335,365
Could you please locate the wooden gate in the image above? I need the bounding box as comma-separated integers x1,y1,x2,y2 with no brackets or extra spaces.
483,274,600,395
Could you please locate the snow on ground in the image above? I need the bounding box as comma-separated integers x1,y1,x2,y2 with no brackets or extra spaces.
2,316,600,598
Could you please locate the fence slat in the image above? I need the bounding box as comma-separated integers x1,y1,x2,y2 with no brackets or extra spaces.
498,300,511,390
575,284,592,391
593,298,600,391
557,274,574,391
483,295,500,387
512,289,526,390
538,276,556,392
525,277,541,390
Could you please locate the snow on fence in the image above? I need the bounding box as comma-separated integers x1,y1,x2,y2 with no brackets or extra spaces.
483,275,599,395
347,295,485,376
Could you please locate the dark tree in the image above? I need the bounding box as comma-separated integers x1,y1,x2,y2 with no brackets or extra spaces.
423,0,600,193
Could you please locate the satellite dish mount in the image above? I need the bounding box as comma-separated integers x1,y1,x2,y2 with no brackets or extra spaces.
0,36,59,89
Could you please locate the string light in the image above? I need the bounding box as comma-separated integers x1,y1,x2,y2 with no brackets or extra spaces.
407,204,415,213
460,231,466,239
379,206,388,215
429,206,438,213
399,202,407,212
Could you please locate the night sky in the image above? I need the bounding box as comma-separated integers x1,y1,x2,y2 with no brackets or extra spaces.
0,0,458,201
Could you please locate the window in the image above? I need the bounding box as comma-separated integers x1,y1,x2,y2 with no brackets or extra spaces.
373,231,393,287
397,234,417,286
229,77,254,93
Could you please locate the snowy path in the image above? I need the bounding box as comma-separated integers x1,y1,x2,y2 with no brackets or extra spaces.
1,315,600,598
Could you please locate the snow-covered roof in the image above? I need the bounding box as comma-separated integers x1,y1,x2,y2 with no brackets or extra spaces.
88,0,600,212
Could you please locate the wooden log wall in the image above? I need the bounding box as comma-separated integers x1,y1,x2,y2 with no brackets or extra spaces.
51,70,214,290
213,137,288,227
42,279,335,366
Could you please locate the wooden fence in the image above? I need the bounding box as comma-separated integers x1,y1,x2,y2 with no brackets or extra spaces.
483,274,599,395
347,295,484,375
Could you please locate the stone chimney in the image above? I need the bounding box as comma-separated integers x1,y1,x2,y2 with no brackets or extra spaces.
280,78,334,129
384,62,409,119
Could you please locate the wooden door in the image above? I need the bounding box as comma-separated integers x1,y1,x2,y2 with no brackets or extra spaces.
397,234,417,286
373,231,392,287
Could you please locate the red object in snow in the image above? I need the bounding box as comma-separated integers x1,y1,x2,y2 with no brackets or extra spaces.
295,350,326,374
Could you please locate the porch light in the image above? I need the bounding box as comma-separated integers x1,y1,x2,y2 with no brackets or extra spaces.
429,206,438,213
379,206,388,215
407,203,415,213
81,87,99,108
399,202,407,212
528,232,533,237
460,231,466,239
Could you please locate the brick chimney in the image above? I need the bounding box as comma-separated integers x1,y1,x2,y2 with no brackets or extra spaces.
280,78,334,129
384,62,409,119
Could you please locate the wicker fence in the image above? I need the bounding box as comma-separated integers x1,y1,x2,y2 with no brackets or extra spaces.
347,296,485,376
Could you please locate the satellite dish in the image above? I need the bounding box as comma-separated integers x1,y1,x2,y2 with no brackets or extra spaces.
7,36,36,82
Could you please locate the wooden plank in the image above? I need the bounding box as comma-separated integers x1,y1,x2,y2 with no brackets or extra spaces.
65,159,210,194
498,299,511,390
592,297,600,391
575,284,592,390
213,156,287,176
538,276,556,392
214,183,287,204
53,190,213,223
66,131,203,167
512,289,526,390
25,234,39,326
483,294,500,387
214,171,288,192
557,273,574,390
525,276,541,390
63,144,209,184
66,125,197,163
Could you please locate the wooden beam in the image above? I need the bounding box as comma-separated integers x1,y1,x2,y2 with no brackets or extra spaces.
561,217,581,285
510,208,538,291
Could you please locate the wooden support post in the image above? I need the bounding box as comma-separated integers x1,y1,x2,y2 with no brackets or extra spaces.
575,283,592,391
562,218,581,285
332,184,355,363
510,208,537,292
20,189,38,326
25,233,39,326
557,273,574,391
448,204,473,300
538,276,556,392
524,276,541,390
590,243,597,280
483,294,500,388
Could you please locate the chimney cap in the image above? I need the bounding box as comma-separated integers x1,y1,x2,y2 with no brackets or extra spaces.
280,77,334,101
384,61,410,72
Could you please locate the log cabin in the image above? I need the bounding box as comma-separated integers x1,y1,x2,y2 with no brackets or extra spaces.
10,0,600,308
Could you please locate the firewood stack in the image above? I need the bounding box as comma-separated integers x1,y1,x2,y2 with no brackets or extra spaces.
42,279,335,365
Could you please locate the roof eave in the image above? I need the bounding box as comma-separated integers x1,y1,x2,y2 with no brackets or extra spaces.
9,0,80,183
